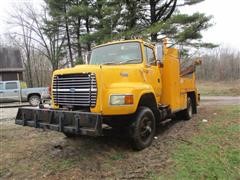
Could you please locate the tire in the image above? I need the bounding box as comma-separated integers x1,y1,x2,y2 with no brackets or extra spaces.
105,118,131,129
130,106,156,150
64,132,76,138
179,97,193,120
28,95,41,107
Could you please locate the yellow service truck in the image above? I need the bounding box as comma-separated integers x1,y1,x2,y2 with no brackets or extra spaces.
16,39,200,150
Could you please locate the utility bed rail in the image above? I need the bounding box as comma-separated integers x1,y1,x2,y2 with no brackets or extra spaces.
15,107,102,136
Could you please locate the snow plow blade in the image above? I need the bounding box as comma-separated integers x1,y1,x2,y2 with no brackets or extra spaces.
15,107,102,136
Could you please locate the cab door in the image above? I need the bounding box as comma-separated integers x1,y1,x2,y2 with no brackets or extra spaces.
0,82,4,102
143,45,162,102
4,81,20,102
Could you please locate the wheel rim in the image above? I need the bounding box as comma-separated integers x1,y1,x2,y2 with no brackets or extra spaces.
188,99,192,117
139,116,153,142
31,97,40,106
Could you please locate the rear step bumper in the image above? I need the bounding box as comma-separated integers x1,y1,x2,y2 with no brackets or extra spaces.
15,107,102,136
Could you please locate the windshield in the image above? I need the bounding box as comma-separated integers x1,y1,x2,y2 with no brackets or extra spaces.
90,42,142,65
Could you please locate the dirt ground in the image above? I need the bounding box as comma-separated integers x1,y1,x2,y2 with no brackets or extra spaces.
0,96,239,179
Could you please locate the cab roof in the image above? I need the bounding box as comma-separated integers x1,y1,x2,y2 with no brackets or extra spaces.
93,39,155,49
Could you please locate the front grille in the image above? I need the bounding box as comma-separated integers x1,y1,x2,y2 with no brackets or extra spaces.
53,73,97,107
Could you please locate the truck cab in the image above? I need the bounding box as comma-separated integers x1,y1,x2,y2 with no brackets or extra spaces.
16,39,200,150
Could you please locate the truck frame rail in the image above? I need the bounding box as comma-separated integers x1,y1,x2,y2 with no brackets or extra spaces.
15,107,102,136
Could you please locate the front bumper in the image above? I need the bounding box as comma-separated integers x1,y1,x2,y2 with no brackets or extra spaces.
15,107,102,136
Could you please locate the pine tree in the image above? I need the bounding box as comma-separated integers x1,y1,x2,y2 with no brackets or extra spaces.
44,0,215,65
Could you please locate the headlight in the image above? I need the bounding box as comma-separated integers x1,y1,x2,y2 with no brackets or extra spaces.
110,95,133,105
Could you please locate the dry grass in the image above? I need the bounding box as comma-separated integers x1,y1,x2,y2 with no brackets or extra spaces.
0,111,203,179
168,105,240,179
197,80,240,96
0,101,239,179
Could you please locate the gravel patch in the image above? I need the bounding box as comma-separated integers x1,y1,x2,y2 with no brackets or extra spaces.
0,107,19,121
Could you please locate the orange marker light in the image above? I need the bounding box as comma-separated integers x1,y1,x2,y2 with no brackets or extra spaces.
124,95,133,105
48,85,52,97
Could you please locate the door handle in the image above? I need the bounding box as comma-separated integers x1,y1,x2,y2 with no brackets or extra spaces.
14,90,18,93
0,91,3,93
143,69,149,73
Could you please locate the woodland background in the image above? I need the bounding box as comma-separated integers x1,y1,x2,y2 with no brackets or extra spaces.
0,0,239,87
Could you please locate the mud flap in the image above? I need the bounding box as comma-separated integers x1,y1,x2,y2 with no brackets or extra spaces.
15,107,102,136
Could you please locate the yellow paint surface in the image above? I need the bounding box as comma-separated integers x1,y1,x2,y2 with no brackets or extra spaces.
52,39,198,115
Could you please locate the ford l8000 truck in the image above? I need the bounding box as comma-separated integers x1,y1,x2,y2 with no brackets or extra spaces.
15,39,200,150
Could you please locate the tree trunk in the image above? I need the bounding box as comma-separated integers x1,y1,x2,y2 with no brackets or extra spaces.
150,0,158,42
76,16,83,64
64,5,74,67
126,0,137,30
85,17,91,52
26,51,33,87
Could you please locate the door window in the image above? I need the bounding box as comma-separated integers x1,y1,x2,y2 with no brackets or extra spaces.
145,46,156,65
5,82,18,89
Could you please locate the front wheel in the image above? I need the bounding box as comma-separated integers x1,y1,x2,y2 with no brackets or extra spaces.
64,132,77,138
130,106,156,150
28,95,41,107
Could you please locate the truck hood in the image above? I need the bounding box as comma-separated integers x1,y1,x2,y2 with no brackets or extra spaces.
54,65,101,75
53,64,145,89
52,64,147,113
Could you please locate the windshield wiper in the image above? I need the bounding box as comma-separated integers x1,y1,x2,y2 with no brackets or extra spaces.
102,61,119,65
119,59,140,64
102,59,140,65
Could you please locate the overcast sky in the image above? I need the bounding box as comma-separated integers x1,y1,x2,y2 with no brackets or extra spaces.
0,0,239,50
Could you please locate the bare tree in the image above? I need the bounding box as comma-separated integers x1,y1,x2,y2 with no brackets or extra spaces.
8,3,66,71
7,13,34,87
7,32,53,87
31,47,52,86
197,47,240,81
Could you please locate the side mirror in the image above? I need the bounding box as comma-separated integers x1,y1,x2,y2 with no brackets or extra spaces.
155,43,163,61
157,60,163,68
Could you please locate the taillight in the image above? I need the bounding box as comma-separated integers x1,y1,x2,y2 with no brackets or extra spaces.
48,85,51,96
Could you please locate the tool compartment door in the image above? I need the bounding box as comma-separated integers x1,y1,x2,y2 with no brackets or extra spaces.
160,48,182,112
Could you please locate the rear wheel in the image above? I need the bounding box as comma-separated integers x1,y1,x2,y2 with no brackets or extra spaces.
130,106,156,150
29,95,41,107
175,97,193,121
183,97,193,120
